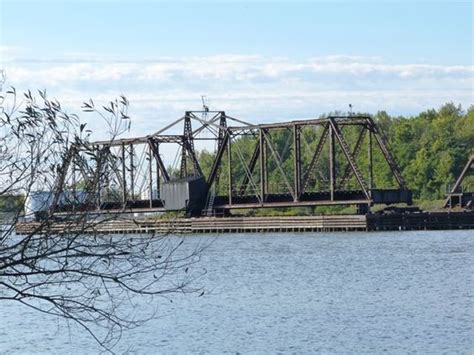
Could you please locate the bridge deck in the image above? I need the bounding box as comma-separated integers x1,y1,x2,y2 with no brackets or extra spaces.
54,189,411,215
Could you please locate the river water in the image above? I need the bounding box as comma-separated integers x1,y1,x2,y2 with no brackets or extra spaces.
1,230,473,354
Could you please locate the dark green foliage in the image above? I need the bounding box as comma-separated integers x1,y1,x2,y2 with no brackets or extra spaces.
376,103,473,200
0,195,24,213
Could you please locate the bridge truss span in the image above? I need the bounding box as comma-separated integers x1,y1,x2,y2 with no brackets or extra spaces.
53,111,412,216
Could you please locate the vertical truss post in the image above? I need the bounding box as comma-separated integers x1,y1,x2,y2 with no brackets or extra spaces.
121,144,127,207
214,113,228,193
227,134,233,205
368,128,373,191
71,147,77,202
148,139,169,182
259,129,266,202
148,145,153,207
87,145,107,211
329,124,336,201
155,143,160,199
51,145,75,212
180,112,202,177
293,124,301,201
96,145,101,209
130,143,135,200
102,147,112,205
180,140,187,178
264,134,268,195
180,112,192,178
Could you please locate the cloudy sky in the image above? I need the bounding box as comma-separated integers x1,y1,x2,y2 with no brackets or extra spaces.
0,1,472,140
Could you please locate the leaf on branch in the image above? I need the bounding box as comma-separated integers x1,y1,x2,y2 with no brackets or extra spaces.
103,105,113,114
120,95,129,106
38,89,47,100
82,99,95,112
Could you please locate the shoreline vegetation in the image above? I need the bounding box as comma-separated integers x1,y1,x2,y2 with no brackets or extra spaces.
3,103,472,217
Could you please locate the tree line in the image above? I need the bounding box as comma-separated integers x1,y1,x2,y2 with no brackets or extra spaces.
377,103,473,201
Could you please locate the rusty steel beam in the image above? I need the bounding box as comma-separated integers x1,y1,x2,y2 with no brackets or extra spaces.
338,127,367,189
263,129,296,200
129,144,135,200
207,131,230,187
368,117,406,189
213,198,371,210
450,154,473,193
239,140,260,196
148,139,170,182
293,125,301,200
301,124,329,194
329,124,336,201
227,116,370,131
121,143,127,206
227,134,233,205
259,129,267,202
58,111,411,216
368,129,373,190
328,118,370,199
444,154,474,208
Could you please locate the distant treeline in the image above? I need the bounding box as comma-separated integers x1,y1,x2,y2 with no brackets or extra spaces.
0,195,24,213
376,103,473,200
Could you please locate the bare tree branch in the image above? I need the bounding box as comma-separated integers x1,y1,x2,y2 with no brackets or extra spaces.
0,87,206,351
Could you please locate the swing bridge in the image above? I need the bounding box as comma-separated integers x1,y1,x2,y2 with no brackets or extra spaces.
53,110,412,216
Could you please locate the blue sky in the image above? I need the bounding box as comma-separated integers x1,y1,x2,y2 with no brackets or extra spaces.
0,1,472,139
1,1,472,64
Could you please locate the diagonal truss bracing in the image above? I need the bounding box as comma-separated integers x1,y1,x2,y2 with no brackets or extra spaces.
53,112,412,214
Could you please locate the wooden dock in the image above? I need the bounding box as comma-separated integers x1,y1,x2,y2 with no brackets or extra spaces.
15,215,367,234
14,211,474,235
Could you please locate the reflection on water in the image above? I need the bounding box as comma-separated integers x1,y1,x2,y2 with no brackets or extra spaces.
1,230,473,353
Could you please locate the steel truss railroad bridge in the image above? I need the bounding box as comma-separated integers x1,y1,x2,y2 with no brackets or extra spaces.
54,111,412,216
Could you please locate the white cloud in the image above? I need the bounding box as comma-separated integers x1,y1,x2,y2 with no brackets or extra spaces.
0,46,23,63
1,53,472,139
5,55,473,85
